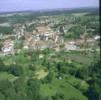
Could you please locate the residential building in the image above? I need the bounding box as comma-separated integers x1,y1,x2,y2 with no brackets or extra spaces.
2,39,14,55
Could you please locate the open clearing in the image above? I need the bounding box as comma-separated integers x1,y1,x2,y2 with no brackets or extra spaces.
35,69,48,79
0,72,18,82
40,78,88,100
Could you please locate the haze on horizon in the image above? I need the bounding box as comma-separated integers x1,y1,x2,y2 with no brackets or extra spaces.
0,0,99,12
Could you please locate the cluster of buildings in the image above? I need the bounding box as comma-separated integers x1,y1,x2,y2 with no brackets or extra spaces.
23,25,64,51
1,39,14,55
0,22,100,55
0,24,64,55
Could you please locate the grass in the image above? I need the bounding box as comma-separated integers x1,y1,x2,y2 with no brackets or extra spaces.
35,69,48,79
66,75,89,92
0,51,97,100
65,53,93,65
72,12,89,16
0,72,18,82
40,77,88,100
53,51,94,65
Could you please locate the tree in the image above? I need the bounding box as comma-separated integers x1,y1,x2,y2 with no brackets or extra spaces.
52,92,65,100
45,71,53,83
14,40,23,49
14,77,27,93
0,58,6,72
0,41,3,51
68,25,84,39
59,26,65,35
86,60,101,100
8,65,24,76
27,79,41,100
0,92,6,100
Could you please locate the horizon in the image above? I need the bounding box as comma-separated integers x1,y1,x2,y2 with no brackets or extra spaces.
0,7,99,14
0,0,99,13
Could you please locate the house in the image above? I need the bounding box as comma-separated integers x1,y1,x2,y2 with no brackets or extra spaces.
64,44,78,51
2,39,14,55
33,25,57,42
64,42,78,51
23,45,29,50
14,25,25,40
35,41,49,50
85,38,96,46
94,35,100,40
28,39,55,50
39,54,44,59
36,26,51,34
75,40,85,46
53,47,60,52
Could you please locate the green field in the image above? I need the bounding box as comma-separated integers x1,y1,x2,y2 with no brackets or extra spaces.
40,77,88,100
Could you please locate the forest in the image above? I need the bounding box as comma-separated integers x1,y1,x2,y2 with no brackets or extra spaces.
0,49,100,100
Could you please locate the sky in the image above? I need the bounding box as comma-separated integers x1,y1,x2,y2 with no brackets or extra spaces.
0,0,99,12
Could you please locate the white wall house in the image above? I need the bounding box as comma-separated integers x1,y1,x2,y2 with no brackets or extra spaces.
23,45,29,50
94,35,100,40
2,40,14,55
64,44,78,51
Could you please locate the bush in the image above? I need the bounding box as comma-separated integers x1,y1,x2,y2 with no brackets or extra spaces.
8,65,24,76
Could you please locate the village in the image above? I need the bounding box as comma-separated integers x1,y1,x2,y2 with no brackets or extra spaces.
0,5,100,100
0,22,100,56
